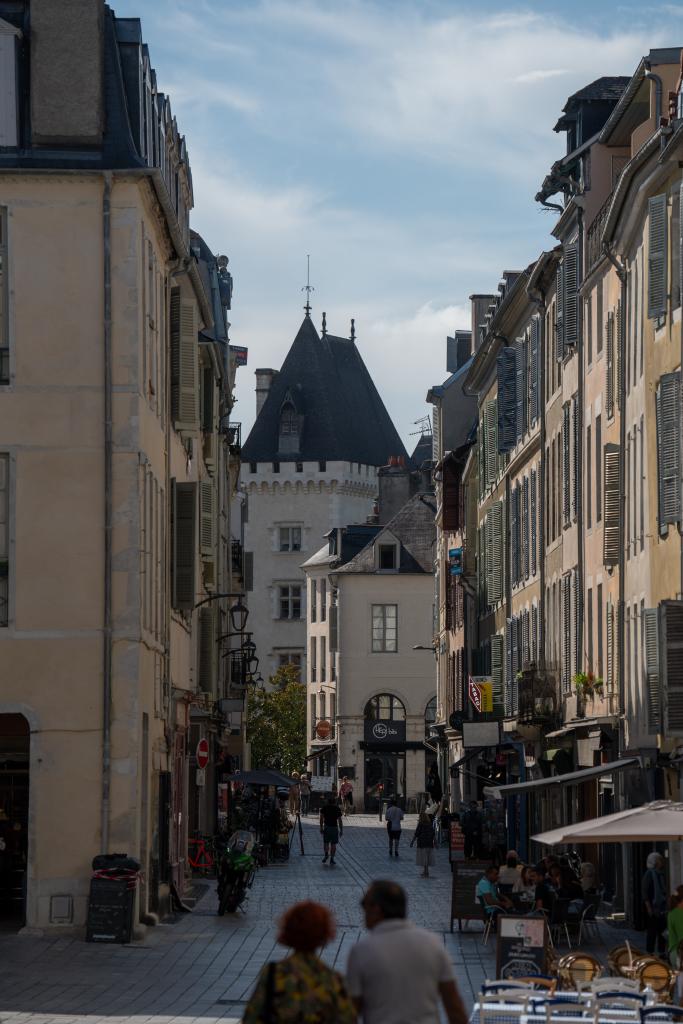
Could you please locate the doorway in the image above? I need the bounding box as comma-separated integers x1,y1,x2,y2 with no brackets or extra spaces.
364,753,405,812
0,714,29,931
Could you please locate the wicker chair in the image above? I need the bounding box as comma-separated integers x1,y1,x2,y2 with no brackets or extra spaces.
632,956,675,1002
557,952,603,990
608,944,647,978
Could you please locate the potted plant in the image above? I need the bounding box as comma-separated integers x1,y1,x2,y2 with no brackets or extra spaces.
573,671,604,700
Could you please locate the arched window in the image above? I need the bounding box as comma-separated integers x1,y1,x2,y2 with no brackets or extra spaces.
424,696,437,738
280,403,298,435
364,693,405,722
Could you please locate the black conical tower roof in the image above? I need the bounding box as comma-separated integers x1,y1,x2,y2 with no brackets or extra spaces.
242,316,407,465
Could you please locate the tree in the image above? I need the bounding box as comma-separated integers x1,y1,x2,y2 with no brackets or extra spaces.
246,664,306,774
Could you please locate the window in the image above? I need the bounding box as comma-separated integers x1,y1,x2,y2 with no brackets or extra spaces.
320,579,327,621
587,588,593,670
273,461,280,473
295,461,303,473
279,526,302,552
425,696,437,739
597,584,603,678
171,481,196,611
310,579,317,622
378,543,397,570
310,637,317,682
0,26,18,147
331,652,336,681
278,652,302,679
249,462,257,473
0,208,7,385
319,691,326,720
364,693,406,721
586,424,592,530
310,695,316,739
595,416,602,523
586,296,592,365
278,585,302,620
318,460,326,472
0,453,8,626
329,693,336,735
655,372,681,534
640,415,645,550
321,636,326,682
596,279,603,355
280,403,298,435
371,604,398,652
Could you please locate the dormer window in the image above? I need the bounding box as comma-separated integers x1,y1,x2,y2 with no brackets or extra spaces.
280,403,298,435
278,394,302,454
378,544,397,570
375,532,399,572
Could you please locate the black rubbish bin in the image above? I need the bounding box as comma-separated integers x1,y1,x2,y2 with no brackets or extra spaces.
86,853,140,944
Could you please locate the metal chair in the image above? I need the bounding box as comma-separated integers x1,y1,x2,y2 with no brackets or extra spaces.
640,1007,683,1023
584,978,641,994
577,894,602,946
478,896,497,946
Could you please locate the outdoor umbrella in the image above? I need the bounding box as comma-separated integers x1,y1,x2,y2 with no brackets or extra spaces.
225,769,296,788
532,800,683,845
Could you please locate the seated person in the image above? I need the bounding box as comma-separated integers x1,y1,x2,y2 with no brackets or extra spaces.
498,851,523,887
476,865,513,922
549,865,583,902
513,865,536,901
529,865,556,913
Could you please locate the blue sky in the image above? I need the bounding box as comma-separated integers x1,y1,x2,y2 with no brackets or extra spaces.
113,0,683,446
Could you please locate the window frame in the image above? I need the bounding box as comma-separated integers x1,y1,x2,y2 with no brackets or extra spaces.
371,603,398,653
278,525,302,552
278,584,302,620
364,693,406,721
0,206,9,387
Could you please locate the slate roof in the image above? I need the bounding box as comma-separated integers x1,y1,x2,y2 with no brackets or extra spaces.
411,433,433,469
335,492,436,575
563,77,631,108
242,315,408,465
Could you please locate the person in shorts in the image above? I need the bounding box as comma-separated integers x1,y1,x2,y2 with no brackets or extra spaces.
320,793,343,865
385,798,404,857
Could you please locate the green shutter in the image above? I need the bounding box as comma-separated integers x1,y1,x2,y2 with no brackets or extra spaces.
198,606,217,694
487,503,503,605
485,400,498,486
530,468,537,577
562,403,571,526
655,371,682,534
172,481,196,611
648,193,668,318
530,316,540,425
555,261,565,360
497,347,517,452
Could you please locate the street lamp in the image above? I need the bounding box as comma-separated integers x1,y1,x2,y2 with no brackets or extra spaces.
229,597,249,633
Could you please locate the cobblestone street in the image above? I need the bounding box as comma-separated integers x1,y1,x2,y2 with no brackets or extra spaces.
0,814,636,1024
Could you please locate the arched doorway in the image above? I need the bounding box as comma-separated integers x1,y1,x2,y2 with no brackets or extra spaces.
363,694,406,812
0,714,29,930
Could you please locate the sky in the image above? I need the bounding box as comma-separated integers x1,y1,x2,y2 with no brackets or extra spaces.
113,0,683,448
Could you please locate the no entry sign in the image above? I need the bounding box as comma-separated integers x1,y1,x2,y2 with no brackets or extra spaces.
196,738,209,769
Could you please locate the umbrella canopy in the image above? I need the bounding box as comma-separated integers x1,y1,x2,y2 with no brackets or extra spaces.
532,800,683,845
226,769,296,788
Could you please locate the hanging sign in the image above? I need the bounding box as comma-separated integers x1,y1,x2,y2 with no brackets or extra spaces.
468,676,493,713
448,548,463,575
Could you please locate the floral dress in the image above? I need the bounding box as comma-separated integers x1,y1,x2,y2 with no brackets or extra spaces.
242,951,356,1024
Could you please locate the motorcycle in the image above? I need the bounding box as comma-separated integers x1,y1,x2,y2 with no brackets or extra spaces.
216,830,256,915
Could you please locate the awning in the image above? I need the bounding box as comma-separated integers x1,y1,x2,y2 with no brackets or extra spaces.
545,717,617,739
449,748,480,776
483,756,640,799
305,745,336,761
533,800,683,845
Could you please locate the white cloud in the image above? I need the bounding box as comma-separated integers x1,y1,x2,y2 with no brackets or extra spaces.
512,69,570,84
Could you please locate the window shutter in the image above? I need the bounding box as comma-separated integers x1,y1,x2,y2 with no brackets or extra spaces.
680,181,683,312
661,600,683,736
515,337,528,444
172,481,196,611
573,569,581,676
243,551,254,591
644,607,660,733
531,604,538,663
648,193,668,319
603,443,620,566
615,299,622,411
530,468,537,576
171,289,199,428
562,403,571,526
522,610,530,668
522,475,530,580
555,261,565,361
562,574,571,693
485,400,498,485
200,480,215,555
563,241,579,349
497,347,517,452
491,634,505,717
478,418,486,499
487,503,503,604
201,366,214,433
572,395,580,523
655,371,682,533
510,484,519,586
198,606,217,693
329,604,338,652
0,31,18,148
530,316,540,425
606,312,615,418
606,597,614,694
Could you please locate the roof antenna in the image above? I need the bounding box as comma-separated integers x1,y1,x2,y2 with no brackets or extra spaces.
350,318,356,342
301,254,314,317
322,311,327,337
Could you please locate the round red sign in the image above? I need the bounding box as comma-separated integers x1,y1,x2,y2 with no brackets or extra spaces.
196,738,210,769
315,719,332,740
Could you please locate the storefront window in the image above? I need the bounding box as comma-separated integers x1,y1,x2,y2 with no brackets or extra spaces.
364,693,405,721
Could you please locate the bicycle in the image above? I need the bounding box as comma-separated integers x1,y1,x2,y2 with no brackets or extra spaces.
188,834,216,876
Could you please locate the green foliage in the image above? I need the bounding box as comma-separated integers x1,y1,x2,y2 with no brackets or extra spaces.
246,664,306,774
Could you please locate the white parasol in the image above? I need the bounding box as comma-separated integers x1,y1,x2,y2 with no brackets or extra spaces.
532,800,683,845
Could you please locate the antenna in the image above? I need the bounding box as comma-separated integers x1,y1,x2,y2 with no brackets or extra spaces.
409,414,432,437
301,254,314,316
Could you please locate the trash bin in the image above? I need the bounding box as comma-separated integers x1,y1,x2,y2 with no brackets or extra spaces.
86,853,140,944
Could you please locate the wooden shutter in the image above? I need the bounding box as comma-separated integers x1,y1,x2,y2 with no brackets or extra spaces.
572,395,580,523
562,574,571,693
648,193,668,319
487,503,503,604
243,551,254,592
198,606,217,693
478,524,485,610
563,241,579,349
555,261,565,360
615,299,622,411
478,417,486,499
562,403,571,526
172,481,196,611
606,597,614,693
491,634,505,717
515,337,527,444
200,480,215,556
661,600,683,736
573,569,581,677
530,468,537,576
531,603,538,663
603,443,620,566
201,366,214,432
680,181,683,313
171,289,199,428
530,316,540,425
655,371,682,533
497,347,517,452
606,312,615,418
510,484,519,586
329,605,338,651
521,610,530,668
485,400,498,486
522,476,530,580
644,607,660,733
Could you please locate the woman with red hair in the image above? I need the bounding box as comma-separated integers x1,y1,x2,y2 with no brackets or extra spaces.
242,901,355,1023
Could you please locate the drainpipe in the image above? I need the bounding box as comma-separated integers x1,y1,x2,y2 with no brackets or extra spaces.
101,171,113,855
576,206,585,688
644,70,663,126
527,285,547,670
603,243,627,725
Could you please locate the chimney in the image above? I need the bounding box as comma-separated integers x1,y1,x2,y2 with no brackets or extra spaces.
446,330,473,372
255,368,278,417
469,294,496,354
377,458,417,524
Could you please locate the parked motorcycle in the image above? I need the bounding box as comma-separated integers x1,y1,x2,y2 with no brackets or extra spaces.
216,830,256,915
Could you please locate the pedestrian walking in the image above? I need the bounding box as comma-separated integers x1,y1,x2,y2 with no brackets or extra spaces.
339,776,354,817
320,792,343,865
346,880,468,1024
242,900,355,1024
288,771,300,815
642,852,668,955
410,811,436,878
299,773,311,816
426,763,443,804
385,798,404,857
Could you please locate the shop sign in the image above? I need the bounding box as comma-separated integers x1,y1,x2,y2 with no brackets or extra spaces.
310,775,334,792
315,719,332,740
448,547,463,575
449,821,465,862
468,676,493,713
229,345,248,366
363,719,406,744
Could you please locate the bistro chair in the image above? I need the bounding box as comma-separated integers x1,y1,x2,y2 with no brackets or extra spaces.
609,944,648,978
632,958,675,1002
557,953,603,991
543,996,597,1024
482,981,539,993
479,991,536,1024
640,1007,683,1023
478,896,497,946
550,899,581,949
577,894,602,946
584,979,642,995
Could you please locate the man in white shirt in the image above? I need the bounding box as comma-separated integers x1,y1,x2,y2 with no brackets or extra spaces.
385,799,404,857
346,880,468,1024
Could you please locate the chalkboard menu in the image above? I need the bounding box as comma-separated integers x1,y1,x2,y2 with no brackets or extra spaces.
449,861,490,932
496,915,548,979
86,878,135,944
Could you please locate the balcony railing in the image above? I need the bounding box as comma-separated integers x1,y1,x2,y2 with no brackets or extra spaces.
586,192,613,275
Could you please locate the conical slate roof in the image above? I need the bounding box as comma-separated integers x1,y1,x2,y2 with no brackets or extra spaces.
242,316,408,465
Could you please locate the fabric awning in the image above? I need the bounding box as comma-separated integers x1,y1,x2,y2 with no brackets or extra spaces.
305,744,337,761
532,800,683,845
483,756,640,799
545,716,617,739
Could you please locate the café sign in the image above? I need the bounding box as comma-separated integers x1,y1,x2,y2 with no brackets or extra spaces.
363,719,406,745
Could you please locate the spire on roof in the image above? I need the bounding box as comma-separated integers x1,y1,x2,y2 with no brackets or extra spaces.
350,318,356,342
301,254,314,317
322,311,327,337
